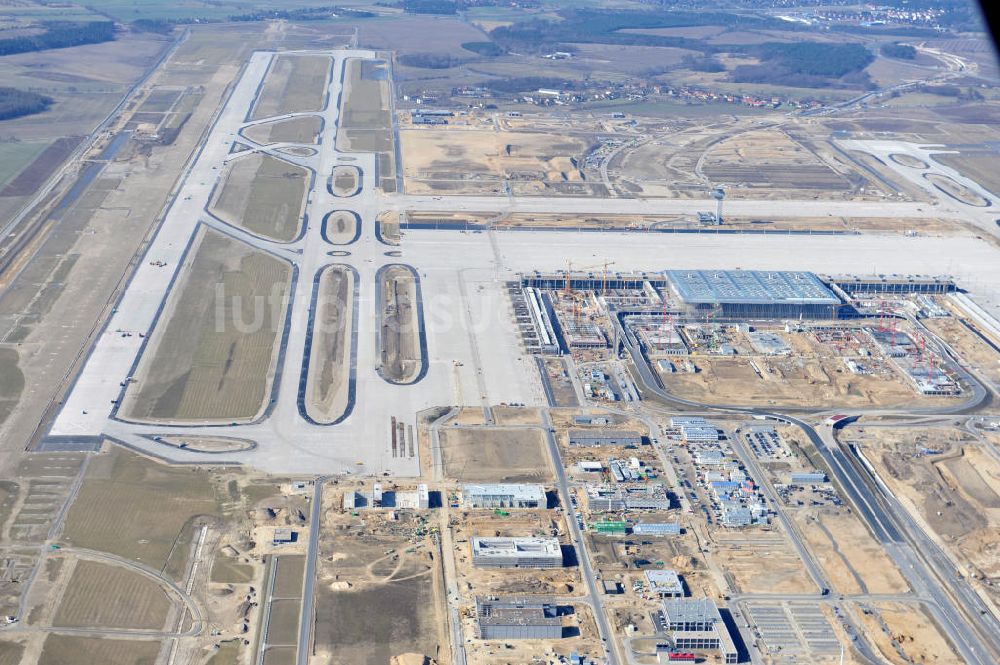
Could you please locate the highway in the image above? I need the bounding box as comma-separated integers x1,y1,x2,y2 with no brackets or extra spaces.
295,477,328,665
540,410,621,665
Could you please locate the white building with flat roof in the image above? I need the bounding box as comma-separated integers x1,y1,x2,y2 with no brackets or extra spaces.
462,484,546,509
646,569,684,598
471,537,563,568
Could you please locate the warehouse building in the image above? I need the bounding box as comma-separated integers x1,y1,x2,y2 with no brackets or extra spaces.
587,486,626,512
665,269,846,320
646,570,685,598
632,522,681,537
343,483,430,510
569,429,643,447
661,598,738,664
790,472,827,483
462,484,546,509
475,597,563,640
471,537,563,568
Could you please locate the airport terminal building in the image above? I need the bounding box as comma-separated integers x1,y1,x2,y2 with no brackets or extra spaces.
664,270,849,320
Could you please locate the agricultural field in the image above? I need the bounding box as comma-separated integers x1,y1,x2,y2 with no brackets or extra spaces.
38,635,160,665
122,228,292,423
0,140,51,191
337,58,395,191
61,448,223,572
251,54,330,120
51,559,172,630
210,152,309,242
439,427,551,483
305,265,354,424
242,115,322,145
377,265,421,385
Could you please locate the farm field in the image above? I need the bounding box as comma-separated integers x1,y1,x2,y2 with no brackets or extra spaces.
38,635,160,665
52,559,172,630
122,228,291,423
251,54,330,120
305,265,354,424
61,447,223,572
210,152,309,242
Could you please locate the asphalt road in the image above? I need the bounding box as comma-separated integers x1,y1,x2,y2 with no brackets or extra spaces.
616,317,1000,665
540,410,620,665
296,477,328,665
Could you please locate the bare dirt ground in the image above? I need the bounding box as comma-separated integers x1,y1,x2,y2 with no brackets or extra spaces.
851,426,1000,606
210,152,308,242
404,210,963,236
315,505,448,665
400,125,597,197
378,265,420,384
322,211,358,244
305,266,353,424
439,427,552,483
701,128,853,192
712,531,814,594
855,601,959,665
658,326,952,409
122,228,292,424
330,165,360,197
793,507,908,595
924,172,990,206
924,312,1000,384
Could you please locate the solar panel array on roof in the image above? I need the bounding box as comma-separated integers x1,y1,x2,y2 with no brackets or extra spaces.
665,270,840,305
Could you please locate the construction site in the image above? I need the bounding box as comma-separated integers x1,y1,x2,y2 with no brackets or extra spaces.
511,268,972,409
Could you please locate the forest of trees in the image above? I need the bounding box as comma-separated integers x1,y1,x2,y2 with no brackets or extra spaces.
0,88,53,121
0,21,115,57
730,42,875,87
882,42,917,59
461,41,505,57
398,53,464,69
